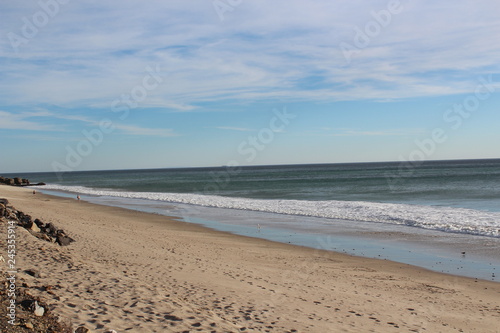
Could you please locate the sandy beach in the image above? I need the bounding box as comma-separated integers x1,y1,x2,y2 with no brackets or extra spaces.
1,185,499,332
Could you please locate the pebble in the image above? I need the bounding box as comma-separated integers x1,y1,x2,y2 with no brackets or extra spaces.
34,301,45,317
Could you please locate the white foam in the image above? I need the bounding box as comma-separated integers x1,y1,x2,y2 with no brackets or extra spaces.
37,184,500,237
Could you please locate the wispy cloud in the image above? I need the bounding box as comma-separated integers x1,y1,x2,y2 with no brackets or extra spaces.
0,110,61,131
1,0,499,110
0,109,177,139
215,126,253,132
330,129,425,137
304,127,425,137
114,124,178,137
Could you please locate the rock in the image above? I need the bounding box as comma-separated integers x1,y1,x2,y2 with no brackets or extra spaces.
30,223,41,233
7,208,18,220
45,223,58,236
0,198,8,205
34,218,44,228
2,203,75,246
21,299,45,316
32,232,53,242
75,327,91,333
56,234,75,246
33,301,45,316
0,176,39,186
24,321,34,329
18,212,33,227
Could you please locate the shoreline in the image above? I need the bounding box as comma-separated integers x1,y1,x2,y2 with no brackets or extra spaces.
38,187,500,282
1,185,500,332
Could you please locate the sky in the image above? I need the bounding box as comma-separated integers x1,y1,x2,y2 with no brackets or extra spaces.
1,0,500,173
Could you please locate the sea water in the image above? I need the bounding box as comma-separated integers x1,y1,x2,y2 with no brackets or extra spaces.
6,159,500,280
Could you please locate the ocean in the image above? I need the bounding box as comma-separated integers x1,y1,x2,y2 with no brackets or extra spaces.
5,158,500,280
9,158,500,236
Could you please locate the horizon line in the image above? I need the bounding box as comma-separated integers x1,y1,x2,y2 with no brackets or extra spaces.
2,157,500,175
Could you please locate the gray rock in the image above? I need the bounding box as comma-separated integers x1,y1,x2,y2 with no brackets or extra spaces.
45,223,58,236
34,218,44,228
56,234,75,246
7,209,18,220
18,213,33,228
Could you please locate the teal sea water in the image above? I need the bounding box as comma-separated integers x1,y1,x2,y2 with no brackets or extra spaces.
9,159,500,208
8,158,500,234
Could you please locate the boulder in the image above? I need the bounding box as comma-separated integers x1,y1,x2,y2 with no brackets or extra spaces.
30,222,41,233
6,208,18,220
56,234,75,246
34,218,44,228
0,176,38,186
45,223,58,236
17,212,33,227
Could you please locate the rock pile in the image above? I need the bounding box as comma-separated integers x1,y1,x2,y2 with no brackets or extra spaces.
0,284,73,333
0,198,74,246
0,176,45,186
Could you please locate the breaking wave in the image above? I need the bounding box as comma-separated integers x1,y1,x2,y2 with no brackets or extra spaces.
37,184,500,238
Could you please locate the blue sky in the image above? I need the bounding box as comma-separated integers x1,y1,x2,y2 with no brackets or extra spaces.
1,0,500,173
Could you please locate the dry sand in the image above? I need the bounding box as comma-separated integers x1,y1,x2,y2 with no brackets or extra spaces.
1,185,499,332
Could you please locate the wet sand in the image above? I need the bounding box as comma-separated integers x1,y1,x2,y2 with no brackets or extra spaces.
1,185,499,332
